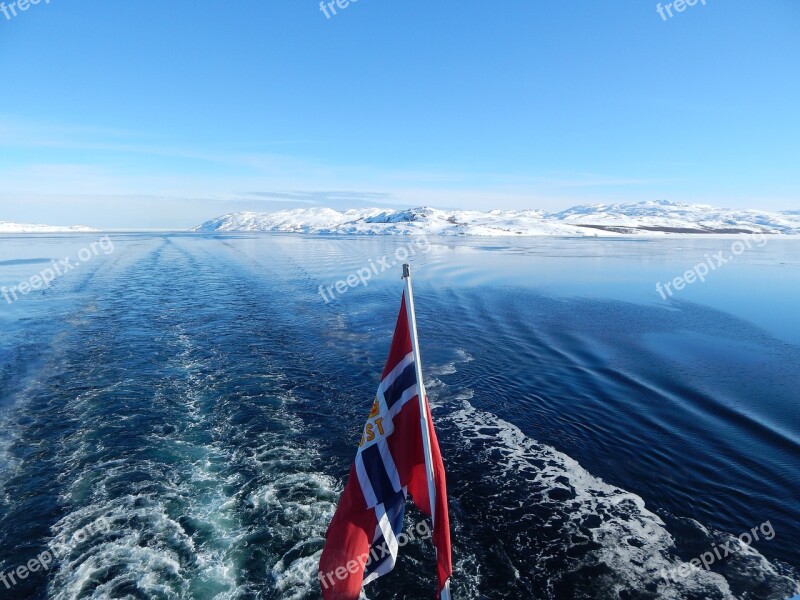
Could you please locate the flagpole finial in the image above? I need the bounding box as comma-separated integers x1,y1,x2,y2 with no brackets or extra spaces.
402,263,411,279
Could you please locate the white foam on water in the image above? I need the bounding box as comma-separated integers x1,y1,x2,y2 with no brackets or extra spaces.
427,348,474,378
46,452,248,600
0,418,22,482
43,331,252,599
444,399,799,599
273,551,324,599
250,458,341,597
0,304,105,484
48,495,197,599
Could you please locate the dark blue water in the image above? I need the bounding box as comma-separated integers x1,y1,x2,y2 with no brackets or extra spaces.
0,233,798,599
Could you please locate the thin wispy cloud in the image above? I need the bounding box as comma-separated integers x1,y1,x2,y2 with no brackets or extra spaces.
0,117,674,205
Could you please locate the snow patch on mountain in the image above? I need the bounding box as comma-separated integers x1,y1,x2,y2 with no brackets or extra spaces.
0,221,98,233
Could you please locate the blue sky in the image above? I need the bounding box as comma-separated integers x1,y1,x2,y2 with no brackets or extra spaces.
0,0,798,228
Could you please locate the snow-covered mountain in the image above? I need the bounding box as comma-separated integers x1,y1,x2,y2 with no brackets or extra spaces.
0,221,98,233
193,207,589,236
550,200,800,234
192,201,800,236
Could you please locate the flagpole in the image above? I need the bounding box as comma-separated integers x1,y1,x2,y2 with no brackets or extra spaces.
401,263,438,528
403,264,452,599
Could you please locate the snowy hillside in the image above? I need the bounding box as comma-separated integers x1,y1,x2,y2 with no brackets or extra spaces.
193,201,800,236
551,200,800,234
0,221,98,233
193,207,593,236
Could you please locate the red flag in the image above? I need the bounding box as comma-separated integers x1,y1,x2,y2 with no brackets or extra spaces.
319,290,452,599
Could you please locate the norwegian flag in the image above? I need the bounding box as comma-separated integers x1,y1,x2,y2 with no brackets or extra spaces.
319,281,452,599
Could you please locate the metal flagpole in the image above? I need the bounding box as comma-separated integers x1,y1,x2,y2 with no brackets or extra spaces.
401,263,438,527
402,264,452,599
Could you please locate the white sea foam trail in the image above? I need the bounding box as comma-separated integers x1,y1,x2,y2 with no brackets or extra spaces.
432,392,798,599
19,238,342,600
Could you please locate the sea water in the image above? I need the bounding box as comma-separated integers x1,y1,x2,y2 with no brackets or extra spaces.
0,233,798,599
